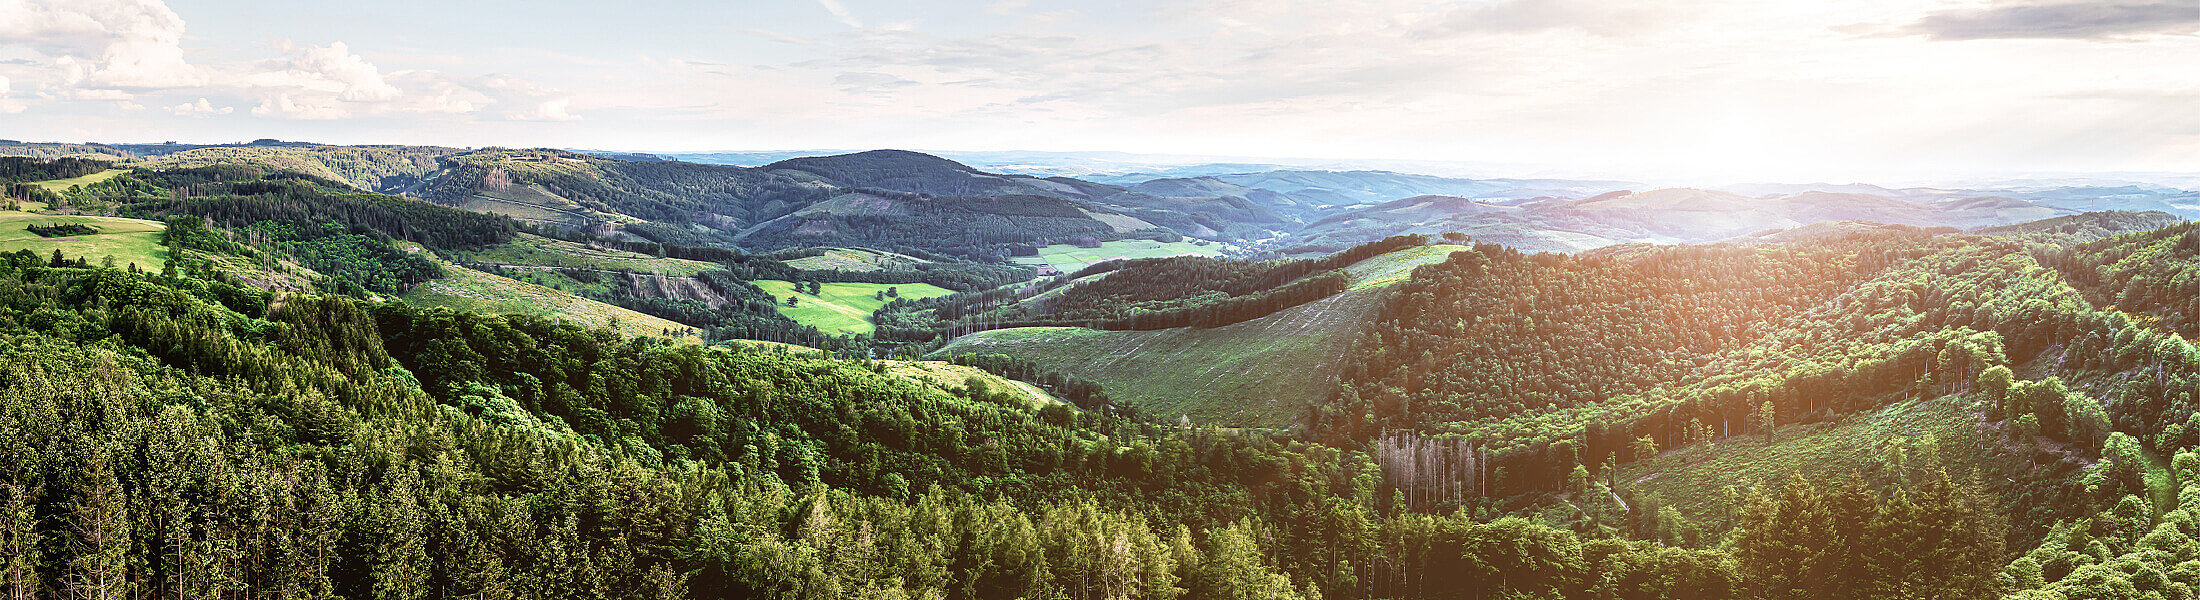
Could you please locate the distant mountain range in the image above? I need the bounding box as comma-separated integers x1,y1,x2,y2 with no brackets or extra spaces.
6,139,2195,257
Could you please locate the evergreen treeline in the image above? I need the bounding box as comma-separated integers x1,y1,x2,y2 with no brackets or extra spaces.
125,176,517,250
1296,221,2200,596
0,241,2032,600
0,157,108,181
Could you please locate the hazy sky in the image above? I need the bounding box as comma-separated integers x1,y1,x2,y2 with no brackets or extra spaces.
1,0,2197,181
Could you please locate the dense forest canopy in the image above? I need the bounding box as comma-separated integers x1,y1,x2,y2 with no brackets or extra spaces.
0,149,2198,599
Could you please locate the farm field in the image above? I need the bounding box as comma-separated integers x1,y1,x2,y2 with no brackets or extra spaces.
937,284,1390,427
753,280,955,336
0,210,167,269
784,247,931,272
1008,239,1223,273
459,233,718,275
31,169,126,193
404,262,694,340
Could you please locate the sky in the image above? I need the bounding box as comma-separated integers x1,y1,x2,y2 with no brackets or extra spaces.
0,0,2197,183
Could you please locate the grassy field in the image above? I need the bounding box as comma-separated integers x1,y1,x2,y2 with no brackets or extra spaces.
460,233,718,275
785,247,930,272
1009,239,1223,273
31,169,126,193
935,244,1451,427
1343,244,1464,289
938,284,1390,427
882,361,1061,408
753,280,955,336
404,263,694,340
1617,393,2014,531
458,185,635,228
0,210,167,269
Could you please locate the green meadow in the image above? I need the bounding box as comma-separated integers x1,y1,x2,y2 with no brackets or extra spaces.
753,280,954,335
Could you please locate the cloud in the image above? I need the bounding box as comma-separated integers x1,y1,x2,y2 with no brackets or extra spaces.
0,76,23,114
741,28,812,45
815,0,863,28
251,41,402,102
834,71,919,95
1416,0,1669,38
0,0,204,89
477,74,579,121
384,70,491,114
505,98,577,121
167,97,231,116
251,92,346,120
1901,1,2200,40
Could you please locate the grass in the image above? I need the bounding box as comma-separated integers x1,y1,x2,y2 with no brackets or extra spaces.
934,244,1448,427
404,262,695,341
1617,393,2013,532
31,169,126,193
460,233,718,276
0,210,167,269
882,361,1061,408
710,343,1061,408
937,284,1390,427
1009,239,1223,273
784,247,930,272
753,280,955,336
459,185,634,228
1343,244,1464,289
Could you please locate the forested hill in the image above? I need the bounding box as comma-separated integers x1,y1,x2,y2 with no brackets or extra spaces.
11,137,2200,598
0,227,1788,600
1306,221,2200,597
765,149,1042,197
763,150,1294,240
12,184,2164,593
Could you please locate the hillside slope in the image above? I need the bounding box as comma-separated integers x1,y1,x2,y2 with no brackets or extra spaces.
937,244,1461,426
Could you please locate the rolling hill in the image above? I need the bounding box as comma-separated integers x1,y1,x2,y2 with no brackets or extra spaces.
1287,187,2091,253
936,242,1462,426
763,150,1297,240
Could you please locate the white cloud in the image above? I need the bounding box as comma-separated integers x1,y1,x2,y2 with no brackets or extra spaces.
816,0,863,28
0,76,24,114
0,0,204,89
250,41,402,102
167,97,231,116
384,70,491,114
505,98,578,121
251,92,347,120
478,74,580,121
